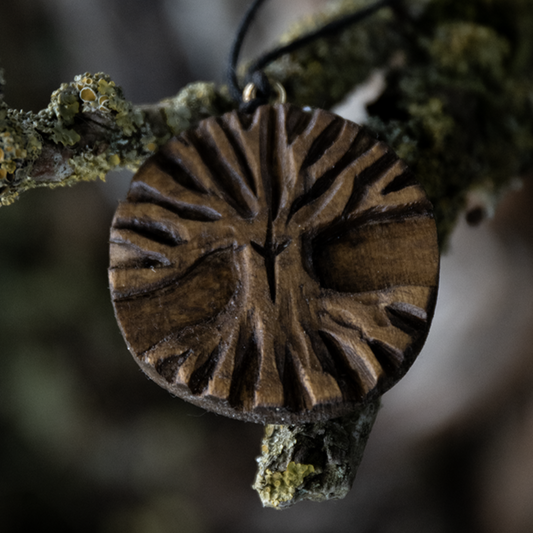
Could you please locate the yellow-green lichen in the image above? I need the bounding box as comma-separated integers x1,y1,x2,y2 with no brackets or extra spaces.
67,151,122,185
254,402,381,508
0,70,168,204
429,22,510,80
32,72,145,150
259,462,316,508
161,82,233,135
38,84,81,145
265,0,401,109
74,72,144,136
141,133,159,154
407,97,455,154
0,104,43,205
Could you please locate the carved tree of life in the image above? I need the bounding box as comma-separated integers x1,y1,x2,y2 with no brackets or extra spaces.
109,104,439,424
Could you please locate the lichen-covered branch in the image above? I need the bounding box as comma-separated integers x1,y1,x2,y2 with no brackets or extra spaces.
0,72,233,205
1,0,533,509
2,0,532,233
253,400,380,509
264,0,533,241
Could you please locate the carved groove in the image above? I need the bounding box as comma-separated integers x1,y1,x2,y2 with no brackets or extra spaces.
367,340,403,375
311,201,435,249
288,127,376,222
300,117,345,171
343,151,399,216
156,350,192,383
280,346,308,412
128,181,222,221
152,149,207,194
115,247,235,304
318,331,364,402
382,169,418,195
109,104,440,424
215,117,258,196
385,303,427,336
285,106,313,145
188,346,223,396
262,106,283,221
185,128,256,219
136,256,167,269
228,327,261,409
113,217,182,247
235,111,256,132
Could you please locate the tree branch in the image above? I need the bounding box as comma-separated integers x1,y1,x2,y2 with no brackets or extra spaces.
0,72,234,205
253,400,380,508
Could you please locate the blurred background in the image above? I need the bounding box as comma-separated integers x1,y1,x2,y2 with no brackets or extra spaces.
1,1,533,532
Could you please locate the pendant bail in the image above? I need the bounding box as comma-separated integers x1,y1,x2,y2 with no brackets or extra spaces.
242,80,287,104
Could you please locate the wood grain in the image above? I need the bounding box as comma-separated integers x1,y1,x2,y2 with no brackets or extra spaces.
109,104,440,424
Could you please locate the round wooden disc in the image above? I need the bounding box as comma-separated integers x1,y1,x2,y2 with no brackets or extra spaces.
109,104,439,424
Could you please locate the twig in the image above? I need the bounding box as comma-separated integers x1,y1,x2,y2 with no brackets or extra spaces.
253,400,380,508
0,72,233,205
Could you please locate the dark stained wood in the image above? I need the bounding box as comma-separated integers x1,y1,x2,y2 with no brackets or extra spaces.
109,104,440,424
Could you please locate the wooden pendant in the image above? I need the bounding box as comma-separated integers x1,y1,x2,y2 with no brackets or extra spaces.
109,103,439,424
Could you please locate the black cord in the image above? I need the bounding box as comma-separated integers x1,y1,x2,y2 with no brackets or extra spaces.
227,0,400,111
227,0,269,104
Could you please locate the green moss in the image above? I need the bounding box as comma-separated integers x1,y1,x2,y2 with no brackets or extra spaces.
161,81,233,135
429,22,510,79
36,83,81,145
257,462,316,508
0,72,175,203
363,3,533,244
68,152,119,185
263,0,403,109
34,72,145,146
0,104,43,205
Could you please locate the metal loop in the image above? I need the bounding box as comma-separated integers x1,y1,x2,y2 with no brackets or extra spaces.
242,80,287,104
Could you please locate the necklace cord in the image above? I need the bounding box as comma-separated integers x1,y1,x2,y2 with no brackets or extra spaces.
227,0,269,103
227,0,400,111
